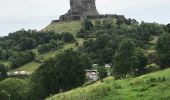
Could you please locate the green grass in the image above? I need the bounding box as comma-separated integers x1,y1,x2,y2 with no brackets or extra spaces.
42,21,82,34
47,68,170,100
11,61,40,72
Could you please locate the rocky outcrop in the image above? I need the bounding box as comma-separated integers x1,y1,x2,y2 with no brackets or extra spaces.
51,0,117,23
59,0,100,21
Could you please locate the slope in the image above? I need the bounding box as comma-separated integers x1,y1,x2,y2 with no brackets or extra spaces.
47,68,170,100
10,21,83,72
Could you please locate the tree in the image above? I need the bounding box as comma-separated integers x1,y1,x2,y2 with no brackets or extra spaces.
139,22,164,36
156,33,170,68
98,66,107,80
19,37,36,50
80,53,92,69
165,23,170,33
112,38,139,78
134,48,148,75
0,64,7,79
37,44,50,54
0,78,29,100
61,32,75,43
97,47,114,65
94,20,101,29
83,39,95,52
9,51,35,68
32,49,85,99
83,20,93,30
95,33,112,49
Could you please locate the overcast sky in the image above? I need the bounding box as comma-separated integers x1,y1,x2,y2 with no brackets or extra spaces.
0,0,170,36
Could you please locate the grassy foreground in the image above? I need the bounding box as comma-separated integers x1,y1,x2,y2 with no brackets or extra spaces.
47,68,170,100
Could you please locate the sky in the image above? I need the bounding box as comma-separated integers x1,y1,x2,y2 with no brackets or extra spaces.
0,0,170,36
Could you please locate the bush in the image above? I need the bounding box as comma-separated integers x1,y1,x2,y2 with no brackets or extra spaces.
145,63,160,73
82,20,93,30
0,78,29,100
98,66,108,80
156,33,170,68
0,64,8,79
61,32,75,43
8,51,35,68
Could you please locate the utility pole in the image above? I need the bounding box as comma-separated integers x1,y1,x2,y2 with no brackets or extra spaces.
8,92,11,100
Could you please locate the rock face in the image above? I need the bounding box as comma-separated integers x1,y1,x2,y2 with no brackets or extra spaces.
60,0,100,21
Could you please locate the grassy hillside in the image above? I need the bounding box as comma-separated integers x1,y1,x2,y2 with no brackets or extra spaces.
8,21,84,72
47,68,170,100
42,21,82,34
10,42,79,72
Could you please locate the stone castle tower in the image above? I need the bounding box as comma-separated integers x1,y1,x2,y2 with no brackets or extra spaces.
59,0,100,21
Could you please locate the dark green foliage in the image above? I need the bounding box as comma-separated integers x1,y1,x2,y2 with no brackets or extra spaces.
112,39,148,78
38,39,61,54
32,49,85,99
95,33,112,49
76,20,93,38
79,33,118,65
94,20,101,29
139,22,164,36
76,28,89,38
83,20,93,30
0,78,29,100
83,39,96,52
38,44,50,54
80,53,92,69
0,49,8,60
134,48,148,75
0,64,7,79
112,39,139,78
97,48,115,64
61,32,75,43
0,30,58,51
156,33,170,68
8,50,35,68
165,23,170,33
98,66,108,80
19,37,36,51
0,30,59,61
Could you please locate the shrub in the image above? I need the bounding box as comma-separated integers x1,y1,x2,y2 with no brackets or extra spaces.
0,78,29,100
61,32,75,43
145,63,160,73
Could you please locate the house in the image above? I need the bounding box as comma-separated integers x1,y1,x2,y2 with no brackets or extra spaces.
86,70,98,81
105,63,112,68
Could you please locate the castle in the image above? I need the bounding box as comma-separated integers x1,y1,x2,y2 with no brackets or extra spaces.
51,0,115,23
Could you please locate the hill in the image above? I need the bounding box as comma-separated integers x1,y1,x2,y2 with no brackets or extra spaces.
0,21,84,73
47,68,170,100
1,15,170,100
1,17,163,73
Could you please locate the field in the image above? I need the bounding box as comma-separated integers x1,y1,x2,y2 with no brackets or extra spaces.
47,68,170,100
